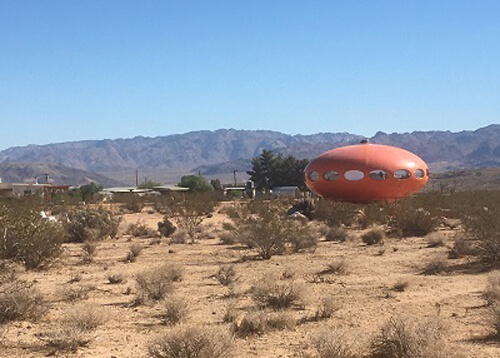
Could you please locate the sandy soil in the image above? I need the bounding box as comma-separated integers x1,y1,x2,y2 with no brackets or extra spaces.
1,203,499,357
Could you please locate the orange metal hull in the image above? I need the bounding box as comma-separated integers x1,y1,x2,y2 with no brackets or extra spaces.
304,143,429,203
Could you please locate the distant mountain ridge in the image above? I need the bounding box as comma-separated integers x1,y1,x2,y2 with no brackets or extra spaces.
1,126,499,177
0,163,125,187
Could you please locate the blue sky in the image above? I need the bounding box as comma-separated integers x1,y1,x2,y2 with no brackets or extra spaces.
0,1,499,150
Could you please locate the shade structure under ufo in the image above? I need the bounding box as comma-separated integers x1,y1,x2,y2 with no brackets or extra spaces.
304,142,429,203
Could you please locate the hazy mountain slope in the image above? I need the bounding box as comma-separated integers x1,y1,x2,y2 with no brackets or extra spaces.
0,126,499,175
0,163,124,187
0,129,363,172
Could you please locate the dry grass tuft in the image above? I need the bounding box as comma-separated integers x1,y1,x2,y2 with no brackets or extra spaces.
135,264,181,303
107,273,126,284
125,243,144,262
426,233,445,248
319,259,349,275
0,280,47,324
61,285,94,302
147,325,233,358
45,304,106,352
392,279,410,292
312,328,363,358
324,226,349,242
369,316,450,358
252,278,304,310
232,311,295,338
159,296,188,325
215,265,237,286
421,257,447,275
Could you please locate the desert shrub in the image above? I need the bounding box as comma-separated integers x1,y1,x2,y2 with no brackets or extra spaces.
222,222,236,231
313,200,357,227
107,273,126,284
421,257,447,275
120,195,145,213
464,209,500,266
252,277,304,310
61,285,94,302
170,230,189,244
0,204,64,269
62,304,106,331
159,296,188,325
369,316,449,358
45,304,106,352
64,208,120,243
313,328,362,358
158,217,176,237
125,243,144,262
219,232,237,245
215,265,237,286
232,311,295,338
236,202,289,259
45,324,91,352
357,204,387,229
170,193,217,242
312,296,336,321
288,222,318,253
488,302,500,337
324,226,350,242
426,233,445,248
389,206,439,238
392,279,410,292
281,268,296,280
127,221,157,237
135,264,177,303
147,325,233,358
0,280,47,323
483,271,500,306
223,303,239,323
320,259,349,275
221,205,242,219
448,235,475,259
361,228,385,245
81,241,98,264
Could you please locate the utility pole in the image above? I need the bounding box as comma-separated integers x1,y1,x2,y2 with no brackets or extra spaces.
233,170,237,187
135,169,139,187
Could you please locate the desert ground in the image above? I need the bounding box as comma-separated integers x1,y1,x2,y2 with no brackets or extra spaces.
1,201,499,358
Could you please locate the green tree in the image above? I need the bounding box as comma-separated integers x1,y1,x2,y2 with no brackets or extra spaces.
80,182,103,202
179,175,214,193
247,150,309,191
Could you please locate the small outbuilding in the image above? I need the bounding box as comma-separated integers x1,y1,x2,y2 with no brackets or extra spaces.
271,186,302,198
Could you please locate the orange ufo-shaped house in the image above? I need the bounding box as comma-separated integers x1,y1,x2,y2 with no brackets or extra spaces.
304,142,429,203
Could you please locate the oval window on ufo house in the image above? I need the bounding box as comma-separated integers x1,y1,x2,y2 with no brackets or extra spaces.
323,170,339,181
369,170,388,181
414,169,425,179
344,170,364,181
309,171,319,182
394,169,411,180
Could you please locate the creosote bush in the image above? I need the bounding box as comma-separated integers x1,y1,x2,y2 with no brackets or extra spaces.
361,228,385,246
313,200,357,227
389,205,439,238
464,208,500,266
64,208,120,243
158,216,176,237
127,221,157,237
0,204,64,269
147,325,233,358
324,226,350,242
